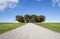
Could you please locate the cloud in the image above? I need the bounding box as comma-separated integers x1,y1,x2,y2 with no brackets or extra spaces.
0,0,19,11
52,0,60,7
58,2,60,6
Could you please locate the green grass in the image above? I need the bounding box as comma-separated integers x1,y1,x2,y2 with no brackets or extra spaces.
0,23,25,34
35,23,60,33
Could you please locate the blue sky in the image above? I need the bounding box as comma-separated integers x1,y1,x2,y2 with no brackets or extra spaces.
0,0,60,22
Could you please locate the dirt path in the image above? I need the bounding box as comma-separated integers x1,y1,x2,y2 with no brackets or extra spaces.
0,23,60,39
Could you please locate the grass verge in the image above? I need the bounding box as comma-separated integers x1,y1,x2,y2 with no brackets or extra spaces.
0,23,25,34
35,23,60,33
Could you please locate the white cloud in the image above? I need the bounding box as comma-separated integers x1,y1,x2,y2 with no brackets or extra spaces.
0,0,19,11
52,0,60,7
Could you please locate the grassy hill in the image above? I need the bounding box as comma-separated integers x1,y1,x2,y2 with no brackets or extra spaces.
36,23,60,33
0,23,25,34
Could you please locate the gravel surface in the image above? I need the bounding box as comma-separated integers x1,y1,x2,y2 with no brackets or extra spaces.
0,23,60,39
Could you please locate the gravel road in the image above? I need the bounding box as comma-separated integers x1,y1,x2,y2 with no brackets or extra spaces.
0,23,60,39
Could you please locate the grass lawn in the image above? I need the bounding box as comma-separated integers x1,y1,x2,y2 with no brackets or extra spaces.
35,23,60,33
0,23,25,34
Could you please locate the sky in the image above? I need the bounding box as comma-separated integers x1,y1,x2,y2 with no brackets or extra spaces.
0,0,60,22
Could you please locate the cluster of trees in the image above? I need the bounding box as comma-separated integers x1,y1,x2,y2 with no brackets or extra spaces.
16,14,45,23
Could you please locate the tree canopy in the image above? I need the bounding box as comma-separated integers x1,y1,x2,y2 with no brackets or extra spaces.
16,14,46,23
